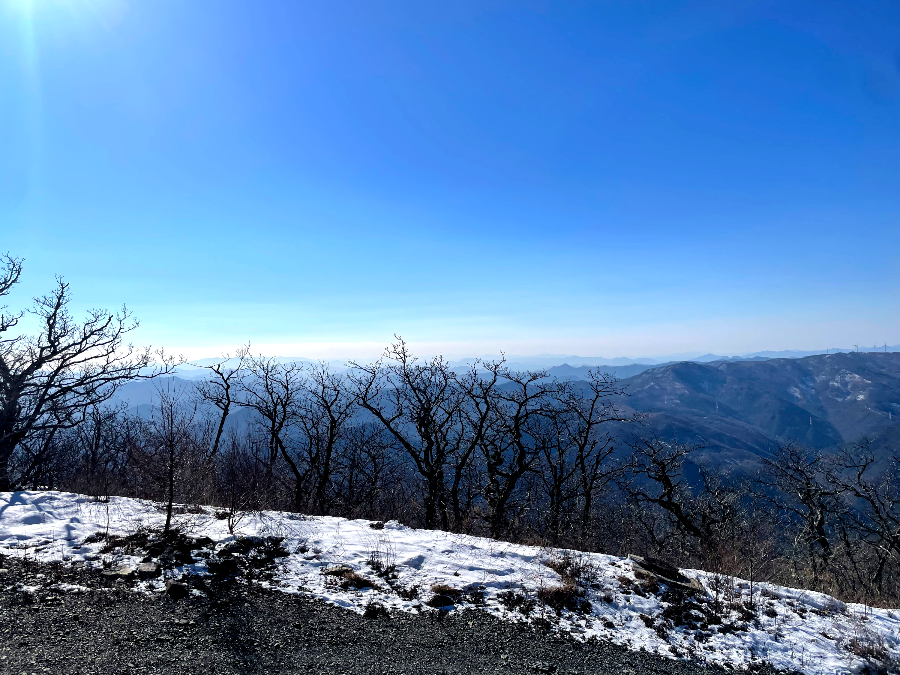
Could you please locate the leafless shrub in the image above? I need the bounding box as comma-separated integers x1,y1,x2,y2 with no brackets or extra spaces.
545,551,599,587
537,584,591,614
363,601,389,619
843,617,894,671
340,571,375,591
497,589,537,614
394,584,419,600
430,583,463,602
366,534,397,578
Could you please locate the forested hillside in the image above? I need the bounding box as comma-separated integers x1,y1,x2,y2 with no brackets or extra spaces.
612,352,900,469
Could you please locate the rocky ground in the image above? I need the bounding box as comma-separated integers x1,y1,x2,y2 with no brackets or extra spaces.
0,554,799,675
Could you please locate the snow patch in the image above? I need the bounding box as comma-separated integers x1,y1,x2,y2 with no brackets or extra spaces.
1,490,898,675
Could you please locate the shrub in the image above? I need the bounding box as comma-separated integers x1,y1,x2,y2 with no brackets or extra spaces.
426,583,466,607
463,585,486,605
394,584,419,600
341,571,375,590
545,552,598,587
537,584,591,614
498,589,537,614
366,535,397,578
363,602,389,618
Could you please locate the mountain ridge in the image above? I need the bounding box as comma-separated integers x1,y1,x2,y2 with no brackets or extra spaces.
609,352,900,468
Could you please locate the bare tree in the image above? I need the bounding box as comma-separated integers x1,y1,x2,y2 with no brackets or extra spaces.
0,253,22,299
827,439,900,597
478,368,551,538
216,429,263,533
293,362,357,515
71,403,135,498
194,345,249,460
131,385,203,533
535,409,583,543
621,437,740,560
555,370,634,541
446,358,505,532
333,422,401,519
350,338,469,530
237,355,305,508
0,254,176,490
755,442,848,588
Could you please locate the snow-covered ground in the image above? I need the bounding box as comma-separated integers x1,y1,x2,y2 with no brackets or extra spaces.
1,491,897,675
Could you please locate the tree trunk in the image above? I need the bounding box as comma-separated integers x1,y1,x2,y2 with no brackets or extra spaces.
164,446,175,534
0,434,22,491
0,462,11,492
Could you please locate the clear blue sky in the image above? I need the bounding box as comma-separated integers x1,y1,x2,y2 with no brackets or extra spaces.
1,0,897,359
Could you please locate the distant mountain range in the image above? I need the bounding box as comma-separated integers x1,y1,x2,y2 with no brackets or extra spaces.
480,345,899,369
168,345,899,379
602,352,900,471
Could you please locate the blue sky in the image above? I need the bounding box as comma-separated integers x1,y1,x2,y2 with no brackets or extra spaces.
1,0,897,360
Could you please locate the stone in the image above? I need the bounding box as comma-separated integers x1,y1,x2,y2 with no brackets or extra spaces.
208,557,239,578
321,564,354,576
165,580,189,600
627,554,704,594
101,565,134,578
136,562,160,579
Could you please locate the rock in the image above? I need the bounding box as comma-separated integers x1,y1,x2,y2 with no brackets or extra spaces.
321,564,354,576
136,562,160,579
369,521,385,530
101,565,134,578
208,557,239,578
627,554,704,594
165,581,189,600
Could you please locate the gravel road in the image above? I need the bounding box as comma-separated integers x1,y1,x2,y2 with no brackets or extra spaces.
0,555,794,675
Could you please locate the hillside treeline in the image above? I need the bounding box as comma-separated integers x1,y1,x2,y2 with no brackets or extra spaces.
1,254,898,606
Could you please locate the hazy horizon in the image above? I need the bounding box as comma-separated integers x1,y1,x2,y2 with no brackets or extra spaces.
168,343,900,365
